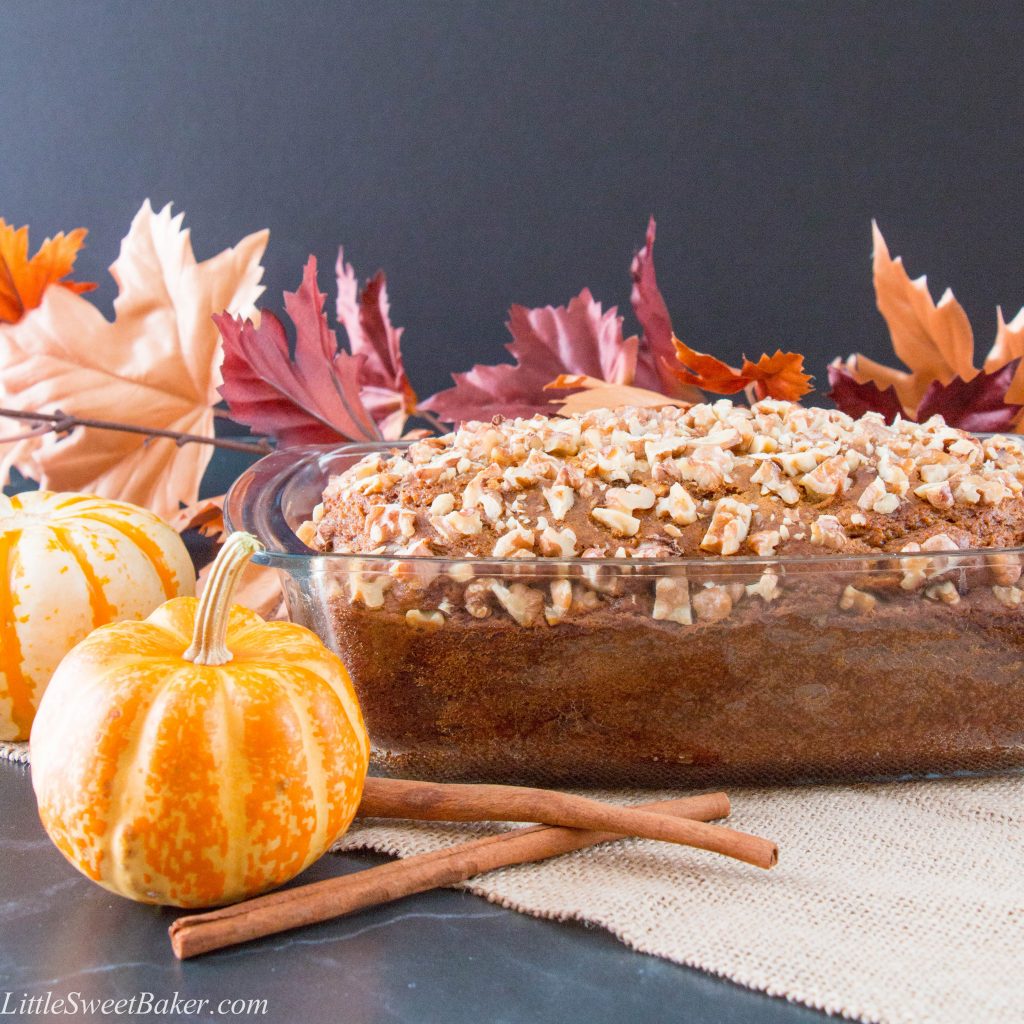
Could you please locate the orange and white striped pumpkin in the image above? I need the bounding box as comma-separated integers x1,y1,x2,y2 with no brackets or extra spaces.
31,532,369,908
0,491,195,741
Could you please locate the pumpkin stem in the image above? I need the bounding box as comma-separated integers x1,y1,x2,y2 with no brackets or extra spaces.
183,531,266,666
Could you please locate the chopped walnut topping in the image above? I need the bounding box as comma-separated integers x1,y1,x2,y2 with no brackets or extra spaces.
700,497,752,555
464,579,493,618
746,571,781,602
655,483,698,525
537,525,577,558
405,609,445,630
692,585,734,621
750,460,800,505
800,454,851,497
430,508,483,542
542,483,575,521
350,571,391,609
839,585,877,613
924,580,960,605
993,585,1023,609
544,579,574,624
986,553,1022,586
652,576,692,625
296,520,317,547
490,581,544,626
748,529,781,557
492,526,535,558
429,493,456,516
809,515,846,550
914,480,954,509
606,484,656,513
591,506,641,537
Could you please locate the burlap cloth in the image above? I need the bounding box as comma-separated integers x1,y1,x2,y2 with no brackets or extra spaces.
3,742,1021,1023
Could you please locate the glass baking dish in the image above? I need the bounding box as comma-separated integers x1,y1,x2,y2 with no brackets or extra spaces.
225,443,1024,788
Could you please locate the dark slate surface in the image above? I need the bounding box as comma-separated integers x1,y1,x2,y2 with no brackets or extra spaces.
0,764,831,1024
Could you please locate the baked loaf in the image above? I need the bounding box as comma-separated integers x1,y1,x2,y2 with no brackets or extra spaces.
302,401,1024,786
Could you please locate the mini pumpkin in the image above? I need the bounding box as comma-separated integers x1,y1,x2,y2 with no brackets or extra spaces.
31,532,369,908
0,491,195,740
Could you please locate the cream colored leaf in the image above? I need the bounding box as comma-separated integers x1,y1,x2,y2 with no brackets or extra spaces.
0,201,268,520
545,373,693,414
984,306,1024,404
871,221,976,411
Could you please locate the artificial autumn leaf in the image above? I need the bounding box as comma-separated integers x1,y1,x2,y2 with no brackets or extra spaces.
826,361,904,423
630,217,701,398
859,221,976,414
0,201,268,520
217,256,381,447
671,337,812,401
915,360,1023,433
0,219,96,324
832,223,1024,429
983,308,1024,404
545,374,692,415
171,495,226,541
336,249,418,439
422,289,642,422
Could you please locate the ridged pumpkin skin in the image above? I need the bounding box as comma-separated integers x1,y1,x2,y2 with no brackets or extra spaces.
0,491,195,741
30,596,369,908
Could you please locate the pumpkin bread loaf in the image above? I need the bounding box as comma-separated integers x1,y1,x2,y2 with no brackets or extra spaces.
303,401,1024,786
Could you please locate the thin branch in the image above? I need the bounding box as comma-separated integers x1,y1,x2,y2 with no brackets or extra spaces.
416,407,449,435
0,408,274,455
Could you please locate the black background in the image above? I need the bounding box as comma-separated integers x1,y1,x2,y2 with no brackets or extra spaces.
3,0,1024,403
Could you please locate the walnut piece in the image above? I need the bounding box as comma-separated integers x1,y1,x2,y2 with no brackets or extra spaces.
700,497,752,555
839,585,877,613
591,506,641,537
405,609,445,630
490,581,544,626
652,577,692,625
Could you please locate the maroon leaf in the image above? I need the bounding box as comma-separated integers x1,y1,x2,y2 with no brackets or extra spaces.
336,250,417,439
630,216,683,394
421,289,637,423
827,360,904,423
915,359,1023,432
216,256,380,446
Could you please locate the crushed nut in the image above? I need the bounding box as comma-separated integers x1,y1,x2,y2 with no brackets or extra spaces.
700,497,752,555
655,483,698,525
924,580,960,605
652,576,692,625
405,609,445,630
992,585,1023,609
839,585,877,613
692,585,734,621
544,579,574,624
591,506,641,537
809,515,847,550
746,571,781,603
490,581,544,626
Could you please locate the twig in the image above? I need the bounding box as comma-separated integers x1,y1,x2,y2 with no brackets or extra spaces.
0,408,273,456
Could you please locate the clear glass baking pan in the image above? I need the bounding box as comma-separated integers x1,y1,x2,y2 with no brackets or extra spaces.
226,443,1024,788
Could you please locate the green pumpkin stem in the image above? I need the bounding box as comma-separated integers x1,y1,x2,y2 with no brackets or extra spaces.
183,531,266,666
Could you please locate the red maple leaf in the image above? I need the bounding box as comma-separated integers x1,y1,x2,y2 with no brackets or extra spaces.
216,257,380,446
336,250,418,439
826,361,904,422
915,360,1023,432
421,289,639,422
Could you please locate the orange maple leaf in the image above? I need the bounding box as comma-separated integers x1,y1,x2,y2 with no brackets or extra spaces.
0,219,96,324
0,201,268,520
671,338,812,401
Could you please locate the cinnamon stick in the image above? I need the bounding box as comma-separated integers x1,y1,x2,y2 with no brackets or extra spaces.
358,777,776,869
170,791,732,960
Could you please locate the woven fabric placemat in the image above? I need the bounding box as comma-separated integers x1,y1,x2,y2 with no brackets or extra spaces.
4,741,1020,1022
336,775,1024,1024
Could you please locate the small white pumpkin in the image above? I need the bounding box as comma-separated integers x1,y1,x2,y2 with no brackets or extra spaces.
0,491,195,740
